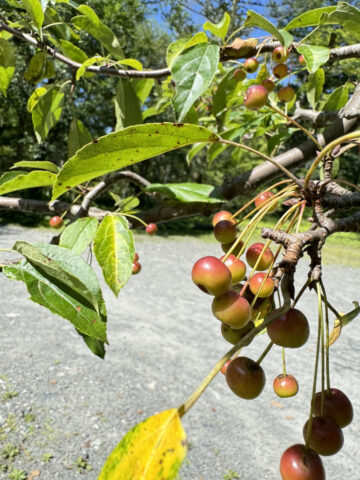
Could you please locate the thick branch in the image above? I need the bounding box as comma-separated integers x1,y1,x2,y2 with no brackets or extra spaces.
292,105,338,127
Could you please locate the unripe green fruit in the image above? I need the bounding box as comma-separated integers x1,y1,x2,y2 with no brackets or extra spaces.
278,86,296,103
233,68,246,81
244,57,259,73
272,46,289,64
244,85,268,110
221,321,254,346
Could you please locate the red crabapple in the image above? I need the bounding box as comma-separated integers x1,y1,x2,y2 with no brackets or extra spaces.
191,256,232,296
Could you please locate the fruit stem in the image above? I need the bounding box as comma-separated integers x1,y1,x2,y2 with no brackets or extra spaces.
219,138,303,187
304,130,360,192
305,282,323,448
120,212,148,227
282,348,287,376
267,103,322,150
256,341,273,365
320,280,331,394
291,278,310,309
178,279,292,418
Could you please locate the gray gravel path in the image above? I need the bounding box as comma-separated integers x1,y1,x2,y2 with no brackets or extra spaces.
0,225,359,480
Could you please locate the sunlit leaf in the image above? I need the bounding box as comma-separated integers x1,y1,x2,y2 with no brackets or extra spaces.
32,86,65,142
59,39,88,63
328,301,360,346
244,10,293,48
132,78,154,105
52,123,218,200
327,2,360,41
114,79,142,130
166,32,208,67
76,56,105,80
186,143,207,165
93,215,134,297
68,117,92,158
0,39,15,96
60,218,99,255
144,182,224,203
0,170,56,195
21,0,44,31
296,45,330,73
99,409,187,480
307,68,325,109
203,12,230,40
285,6,337,29
11,160,59,173
322,84,349,111
171,43,219,122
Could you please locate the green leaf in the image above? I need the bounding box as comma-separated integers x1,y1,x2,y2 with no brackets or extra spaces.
11,160,59,173
114,79,142,130
328,301,360,346
186,143,206,165
327,2,360,41
143,183,223,203
59,218,99,255
13,241,104,316
76,56,105,81
72,5,123,59
207,127,241,164
0,39,15,96
116,58,143,71
244,10,293,48
59,39,88,63
320,156,340,180
203,12,230,40
52,123,218,200
99,409,186,480
27,86,51,113
111,195,140,212
3,259,107,342
171,43,220,122
166,32,208,67
307,68,325,109
21,0,44,31
0,170,56,194
78,331,105,359
68,117,92,158
132,78,154,105
24,51,47,83
32,86,65,142
296,45,330,73
322,84,349,111
93,215,135,297
285,6,337,30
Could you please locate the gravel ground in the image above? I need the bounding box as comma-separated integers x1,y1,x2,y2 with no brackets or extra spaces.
0,225,359,480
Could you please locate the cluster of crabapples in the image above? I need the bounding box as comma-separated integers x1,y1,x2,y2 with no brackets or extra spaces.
191,191,353,479
232,46,306,110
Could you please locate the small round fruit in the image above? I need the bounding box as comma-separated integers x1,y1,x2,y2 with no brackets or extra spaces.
267,308,309,348
278,86,296,103
192,256,232,296
273,374,299,398
214,220,237,244
220,254,246,284
146,223,157,234
221,321,255,346
226,356,265,399
134,252,139,262
49,216,63,228
244,57,259,73
303,416,344,456
246,243,274,271
244,85,268,110
261,78,275,93
132,261,141,275
314,388,353,428
233,68,246,81
255,191,277,212
221,240,244,256
249,273,274,298
221,359,231,375
280,444,325,480
272,46,289,63
273,64,288,79
212,210,235,227
298,54,306,65
212,291,251,329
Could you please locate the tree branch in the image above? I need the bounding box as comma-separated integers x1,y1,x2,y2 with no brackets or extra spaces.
292,105,338,127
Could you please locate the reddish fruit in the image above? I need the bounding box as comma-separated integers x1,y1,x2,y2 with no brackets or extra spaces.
221,359,231,375
134,252,139,262
221,320,254,346
212,291,251,329
261,78,275,93
303,416,344,456
246,243,274,271
49,216,63,228
212,210,235,227
273,64,288,79
278,86,296,103
298,54,306,65
267,308,309,348
314,388,353,428
273,374,299,398
244,57,259,73
192,256,232,296
214,220,237,244
233,68,246,81
146,223,157,234
249,273,274,298
221,240,244,256
280,444,325,480
272,46,289,64
226,356,265,399
244,85,268,110
132,261,141,275
254,191,277,212
220,254,246,284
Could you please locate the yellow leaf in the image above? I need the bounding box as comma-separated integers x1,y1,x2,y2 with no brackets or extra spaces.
98,409,187,480
328,301,360,346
